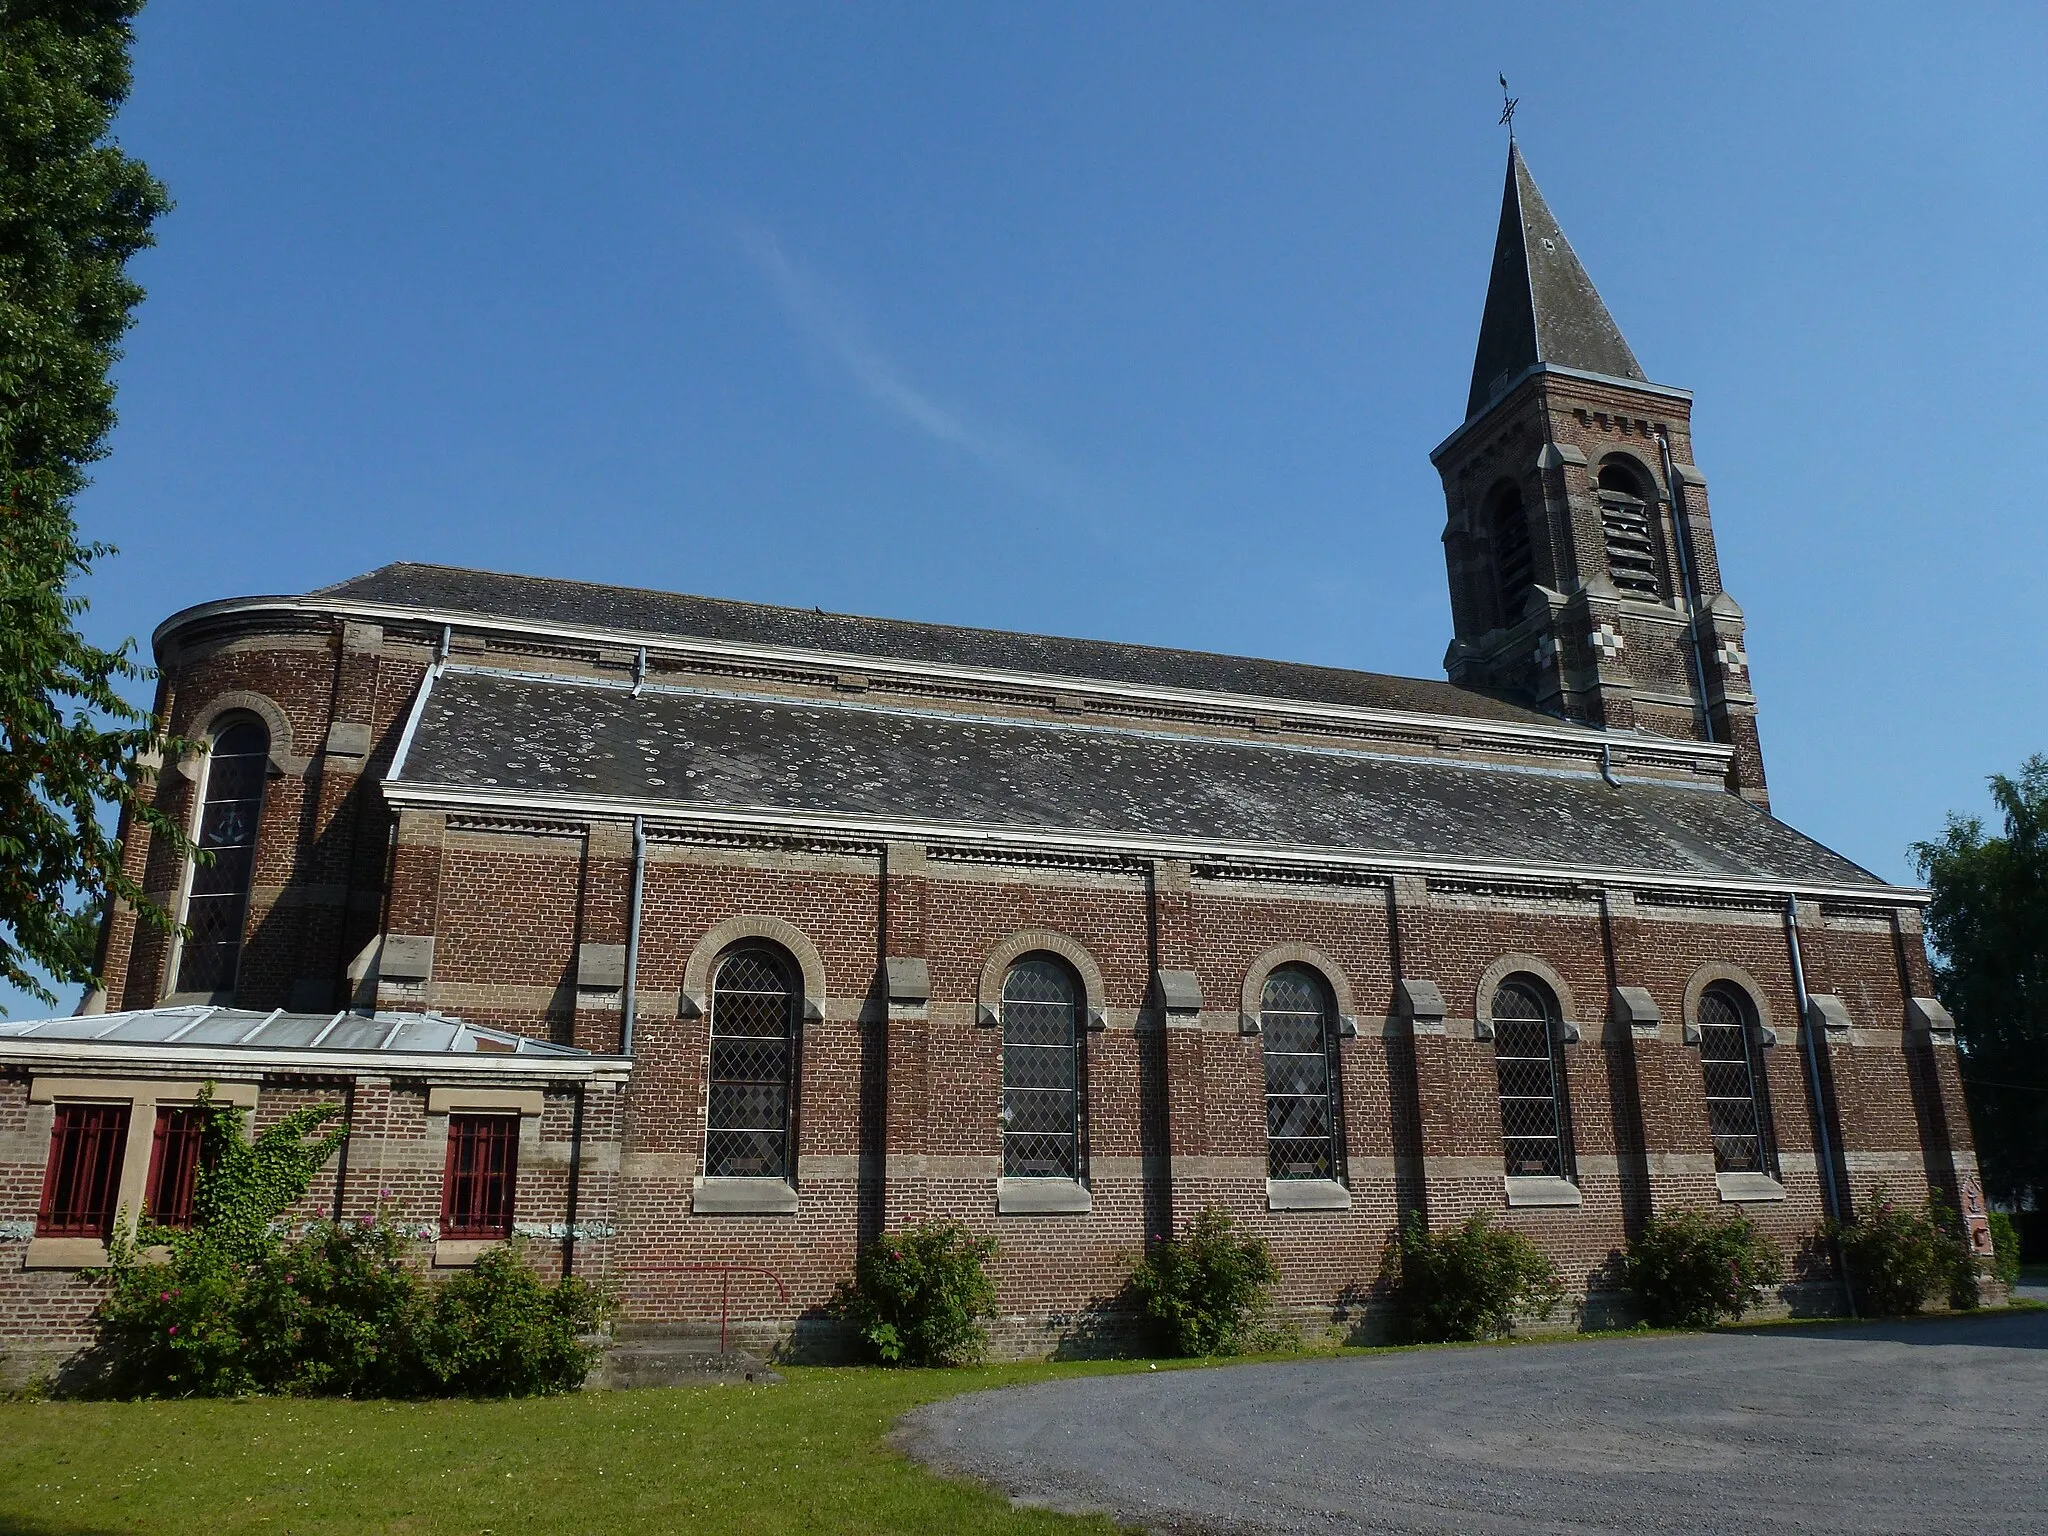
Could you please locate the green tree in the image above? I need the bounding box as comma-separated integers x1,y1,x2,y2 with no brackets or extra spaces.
1911,756,2048,1206
1,1,186,1008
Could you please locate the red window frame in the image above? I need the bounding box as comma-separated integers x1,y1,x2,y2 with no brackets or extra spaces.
146,1106,209,1230
441,1114,518,1239
38,1103,132,1239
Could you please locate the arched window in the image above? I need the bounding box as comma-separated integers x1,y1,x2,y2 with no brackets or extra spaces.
1596,461,1662,599
1492,978,1574,1180
176,719,270,995
1262,964,1342,1181
1489,486,1535,623
1698,984,1776,1175
705,946,797,1179
1000,956,1080,1180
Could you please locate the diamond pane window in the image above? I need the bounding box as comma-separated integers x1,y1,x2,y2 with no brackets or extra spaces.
1492,979,1574,1180
176,720,270,996
146,1106,208,1230
705,947,796,1179
442,1114,517,1238
1262,965,1341,1181
38,1103,130,1239
1001,957,1079,1180
1698,985,1775,1175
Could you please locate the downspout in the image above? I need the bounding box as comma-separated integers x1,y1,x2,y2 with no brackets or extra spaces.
619,816,646,1056
1656,431,1715,743
1786,895,1856,1316
563,1082,585,1277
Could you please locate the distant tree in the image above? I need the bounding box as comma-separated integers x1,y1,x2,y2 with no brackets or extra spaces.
1,1,187,1008
1912,756,2048,1206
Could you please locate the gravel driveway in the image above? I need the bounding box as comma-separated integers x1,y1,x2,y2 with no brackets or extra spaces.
899,1311,2048,1535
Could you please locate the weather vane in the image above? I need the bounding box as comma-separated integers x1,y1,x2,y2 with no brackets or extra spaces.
1499,73,1518,141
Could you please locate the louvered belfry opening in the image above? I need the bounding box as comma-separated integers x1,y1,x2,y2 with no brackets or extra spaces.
706,946,798,1179
177,718,270,996
1490,486,1536,624
1698,985,1775,1175
1262,965,1341,1181
1596,462,1662,599
1492,979,1574,1180
1001,956,1081,1180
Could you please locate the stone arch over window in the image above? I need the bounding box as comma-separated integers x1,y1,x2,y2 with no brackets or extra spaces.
181,690,306,777
172,713,271,999
978,929,1106,1022
1473,952,1579,1041
702,942,800,1181
1594,454,1664,600
1239,942,1356,1024
1484,480,1536,625
1487,971,1577,1183
1681,961,1778,1043
682,915,827,1020
999,952,1084,1182
1260,963,1343,1184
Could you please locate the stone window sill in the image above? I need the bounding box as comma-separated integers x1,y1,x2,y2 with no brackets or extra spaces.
1504,1175,1583,1208
1266,1178,1351,1212
24,1237,109,1269
692,1177,799,1215
1716,1171,1787,1203
433,1237,503,1268
997,1179,1091,1215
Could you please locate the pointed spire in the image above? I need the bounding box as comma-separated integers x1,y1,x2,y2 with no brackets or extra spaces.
1465,142,1644,419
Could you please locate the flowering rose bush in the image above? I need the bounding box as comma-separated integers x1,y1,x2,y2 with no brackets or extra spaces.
1619,1208,1785,1328
1825,1184,1960,1317
826,1221,998,1366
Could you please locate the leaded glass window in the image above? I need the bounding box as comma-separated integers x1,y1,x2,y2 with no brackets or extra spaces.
1699,985,1775,1175
1493,979,1574,1180
705,947,797,1179
1262,965,1341,1181
176,720,269,995
1001,957,1079,1180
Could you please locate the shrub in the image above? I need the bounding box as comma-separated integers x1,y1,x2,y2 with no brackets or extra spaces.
1619,1208,1785,1328
1384,1213,1563,1343
1128,1206,1280,1357
828,1221,998,1366
1824,1185,1956,1317
1988,1211,2022,1290
95,1089,607,1397
414,1244,606,1396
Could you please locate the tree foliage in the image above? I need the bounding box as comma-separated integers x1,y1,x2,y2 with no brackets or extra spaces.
2,0,186,1007
1911,755,2048,1205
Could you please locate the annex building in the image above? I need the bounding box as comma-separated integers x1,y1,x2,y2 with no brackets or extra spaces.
0,147,1983,1375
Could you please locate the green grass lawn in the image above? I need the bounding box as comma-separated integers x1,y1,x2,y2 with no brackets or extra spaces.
0,1362,1147,1536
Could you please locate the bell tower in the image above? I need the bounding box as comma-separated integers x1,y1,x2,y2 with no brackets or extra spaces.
1431,143,1767,806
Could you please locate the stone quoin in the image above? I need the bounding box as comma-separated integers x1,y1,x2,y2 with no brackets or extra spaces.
0,145,1981,1379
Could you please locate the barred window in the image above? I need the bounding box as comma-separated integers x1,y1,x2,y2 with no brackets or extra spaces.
1699,985,1776,1175
177,719,270,995
1262,965,1341,1181
1491,486,1535,622
705,946,797,1179
38,1103,131,1239
146,1106,208,1230
1597,462,1662,599
1001,957,1080,1180
1492,979,1574,1180
442,1114,518,1238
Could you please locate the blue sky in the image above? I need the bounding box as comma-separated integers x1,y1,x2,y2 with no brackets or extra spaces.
16,2,2047,1013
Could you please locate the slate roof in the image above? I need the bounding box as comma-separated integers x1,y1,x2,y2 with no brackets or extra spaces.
0,1005,589,1056
394,669,1883,889
1467,143,1646,418
312,563,1557,728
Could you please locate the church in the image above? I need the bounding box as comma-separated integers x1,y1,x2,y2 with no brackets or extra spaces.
0,146,1979,1375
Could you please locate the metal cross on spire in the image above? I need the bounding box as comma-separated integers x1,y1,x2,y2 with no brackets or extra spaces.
1498,73,1518,141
